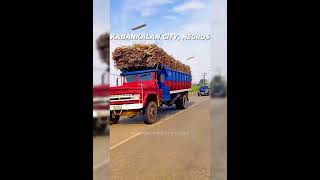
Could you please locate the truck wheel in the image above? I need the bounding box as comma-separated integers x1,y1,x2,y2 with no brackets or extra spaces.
97,124,107,134
144,101,157,124
176,95,188,109
180,95,188,109
110,115,120,124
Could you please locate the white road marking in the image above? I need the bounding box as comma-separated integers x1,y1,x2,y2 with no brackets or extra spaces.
93,157,110,171
110,97,209,150
110,131,143,150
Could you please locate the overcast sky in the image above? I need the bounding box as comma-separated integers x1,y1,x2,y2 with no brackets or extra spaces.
93,0,227,86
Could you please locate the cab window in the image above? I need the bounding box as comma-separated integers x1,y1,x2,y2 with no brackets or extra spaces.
125,74,136,82
138,73,153,81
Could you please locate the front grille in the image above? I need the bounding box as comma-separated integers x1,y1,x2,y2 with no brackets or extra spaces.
109,94,140,102
93,96,109,106
110,97,131,101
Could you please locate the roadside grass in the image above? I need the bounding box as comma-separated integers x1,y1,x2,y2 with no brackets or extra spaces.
189,85,201,93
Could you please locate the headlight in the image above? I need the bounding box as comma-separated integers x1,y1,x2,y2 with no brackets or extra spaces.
131,94,140,100
93,110,97,117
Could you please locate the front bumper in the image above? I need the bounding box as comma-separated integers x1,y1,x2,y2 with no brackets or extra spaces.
93,110,109,127
93,110,110,118
199,91,209,95
110,103,143,111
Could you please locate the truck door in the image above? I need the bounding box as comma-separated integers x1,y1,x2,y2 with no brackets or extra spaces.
159,72,170,101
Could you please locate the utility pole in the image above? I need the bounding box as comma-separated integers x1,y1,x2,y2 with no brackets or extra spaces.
203,72,207,85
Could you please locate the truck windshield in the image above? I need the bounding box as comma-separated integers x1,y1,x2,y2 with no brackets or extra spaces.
200,86,208,90
138,73,153,81
125,74,136,82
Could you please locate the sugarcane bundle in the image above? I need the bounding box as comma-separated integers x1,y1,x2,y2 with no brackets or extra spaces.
112,44,191,74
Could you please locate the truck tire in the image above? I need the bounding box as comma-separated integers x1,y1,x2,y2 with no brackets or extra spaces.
110,115,120,124
180,95,188,109
176,95,188,109
93,118,107,135
144,101,157,124
97,124,107,134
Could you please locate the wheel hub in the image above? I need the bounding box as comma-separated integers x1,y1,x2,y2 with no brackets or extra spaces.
149,106,156,118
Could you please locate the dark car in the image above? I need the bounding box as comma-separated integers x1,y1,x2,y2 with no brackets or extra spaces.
198,86,210,96
211,83,227,98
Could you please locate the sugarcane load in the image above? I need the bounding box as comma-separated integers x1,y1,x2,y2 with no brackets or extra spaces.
106,43,192,124
112,44,191,73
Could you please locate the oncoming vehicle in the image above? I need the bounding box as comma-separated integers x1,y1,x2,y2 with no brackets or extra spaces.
211,83,227,98
198,85,210,96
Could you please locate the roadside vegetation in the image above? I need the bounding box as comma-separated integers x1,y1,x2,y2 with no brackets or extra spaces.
190,85,201,93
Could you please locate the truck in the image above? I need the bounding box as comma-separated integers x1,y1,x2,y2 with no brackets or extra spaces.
108,64,192,124
211,83,227,98
93,78,110,135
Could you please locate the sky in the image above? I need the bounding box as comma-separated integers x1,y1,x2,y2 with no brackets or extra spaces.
93,0,227,86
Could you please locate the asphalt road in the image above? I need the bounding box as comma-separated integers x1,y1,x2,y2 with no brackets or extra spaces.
107,95,227,180
93,127,110,180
